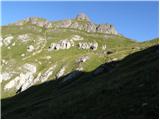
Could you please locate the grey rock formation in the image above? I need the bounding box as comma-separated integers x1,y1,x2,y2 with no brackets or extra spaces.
76,13,90,21
25,17,52,28
96,24,118,34
18,34,30,42
3,36,14,46
34,65,57,83
59,13,118,34
56,20,72,28
4,63,37,91
78,42,98,50
1,72,12,81
48,39,71,51
13,13,118,35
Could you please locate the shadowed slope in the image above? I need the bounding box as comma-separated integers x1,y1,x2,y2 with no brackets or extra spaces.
1,45,159,119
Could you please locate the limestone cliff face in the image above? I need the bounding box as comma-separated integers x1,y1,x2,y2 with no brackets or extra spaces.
54,13,118,35
13,13,118,35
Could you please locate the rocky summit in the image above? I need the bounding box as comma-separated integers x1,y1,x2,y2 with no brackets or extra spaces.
11,13,118,34
1,13,159,119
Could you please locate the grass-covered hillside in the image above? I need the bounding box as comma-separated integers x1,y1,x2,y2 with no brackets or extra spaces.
1,13,159,118
1,44,159,119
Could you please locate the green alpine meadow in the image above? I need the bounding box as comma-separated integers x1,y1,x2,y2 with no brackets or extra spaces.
1,12,159,118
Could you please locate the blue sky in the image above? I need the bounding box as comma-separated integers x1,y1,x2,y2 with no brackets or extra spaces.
1,1,159,41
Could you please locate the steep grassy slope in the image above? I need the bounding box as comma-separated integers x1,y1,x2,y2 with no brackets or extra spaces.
1,44,159,119
2,21,158,99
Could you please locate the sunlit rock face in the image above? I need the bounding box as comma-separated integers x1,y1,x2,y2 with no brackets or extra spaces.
76,13,91,21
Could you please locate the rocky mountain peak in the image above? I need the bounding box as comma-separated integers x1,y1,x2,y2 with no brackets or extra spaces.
75,13,90,21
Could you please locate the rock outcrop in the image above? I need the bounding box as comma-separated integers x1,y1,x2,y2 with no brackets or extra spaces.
78,56,90,63
34,65,57,83
1,72,12,81
96,24,118,34
14,17,53,28
3,36,14,46
78,42,98,50
4,64,37,92
48,40,71,51
27,45,34,52
18,34,30,42
54,13,118,35
12,13,118,35
76,13,91,21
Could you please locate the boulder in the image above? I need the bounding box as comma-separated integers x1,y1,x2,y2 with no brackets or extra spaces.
3,36,14,46
27,45,34,52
